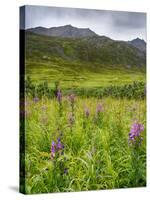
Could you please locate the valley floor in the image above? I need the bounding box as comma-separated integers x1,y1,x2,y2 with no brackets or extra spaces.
26,59,146,88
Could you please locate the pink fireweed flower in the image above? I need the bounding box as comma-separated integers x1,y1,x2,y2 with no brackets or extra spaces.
96,103,104,114
128,121,144,146
57,138,64,150
50,141,56,159
33,97,39,103
57,90,62,103
50,138,64,159
95,103,104,122
68,94,75,104
64,168,68,175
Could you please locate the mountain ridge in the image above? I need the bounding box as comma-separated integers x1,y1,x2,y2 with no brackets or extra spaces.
128,38,146,53
27,24,97,38
27,25,146,54
27,24,145,42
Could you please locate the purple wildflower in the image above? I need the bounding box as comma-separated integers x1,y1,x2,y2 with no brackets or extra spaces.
84,107,90,118
64,168,68,175
96,103,104,114
128,121,144,146
57,141,63,150
33,97,39,103
57,90,62,103
68,94,75,104
50,141,56,159
51,141,56,153
50,138,65,159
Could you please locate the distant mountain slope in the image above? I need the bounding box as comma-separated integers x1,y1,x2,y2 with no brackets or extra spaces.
25,30,146,67
27,24,97,38
128,38,146,53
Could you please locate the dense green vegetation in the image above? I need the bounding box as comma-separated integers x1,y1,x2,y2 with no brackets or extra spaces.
25,31,146,89
21,97,146,193
20,31,146,194
26,59,146,89
25,32,145,66
25,77,145,99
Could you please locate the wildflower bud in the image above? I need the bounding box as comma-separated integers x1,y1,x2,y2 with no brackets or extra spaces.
57,90,62,103
68,94,75,104
64,168,68,175
96,103,104,114
33,97,39,103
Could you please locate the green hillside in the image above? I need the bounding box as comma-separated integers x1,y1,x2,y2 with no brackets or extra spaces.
25,31,146,89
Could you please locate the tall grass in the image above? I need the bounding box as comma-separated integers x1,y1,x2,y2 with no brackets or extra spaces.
21,96,146,194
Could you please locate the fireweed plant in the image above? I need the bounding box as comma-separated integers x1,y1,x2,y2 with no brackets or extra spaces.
94,103,104,128
82,106,90,131
50,90,69,178
128,121,145,186
50,134,69,182
24,91,146,193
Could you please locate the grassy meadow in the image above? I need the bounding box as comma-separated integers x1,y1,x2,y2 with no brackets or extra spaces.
21,96,146,193
26,59,146,89
25,31,146,89
20,31,146,194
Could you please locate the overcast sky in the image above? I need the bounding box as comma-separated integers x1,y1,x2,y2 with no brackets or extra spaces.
21,5,146,41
